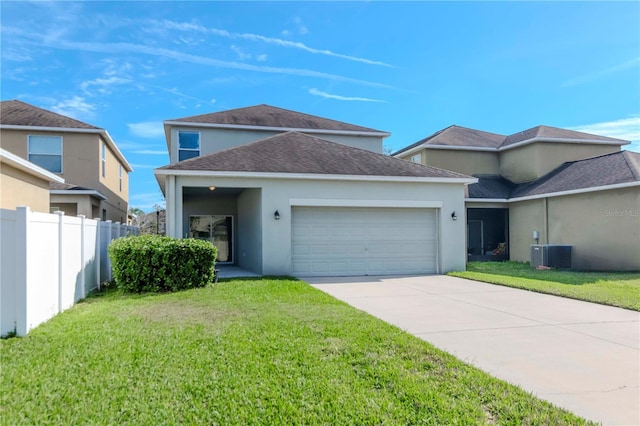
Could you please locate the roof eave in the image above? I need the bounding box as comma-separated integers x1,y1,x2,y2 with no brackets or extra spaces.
153,168,477,184
50,189,108,200
499,137,629,151
162,120,390,138
0,148,65,184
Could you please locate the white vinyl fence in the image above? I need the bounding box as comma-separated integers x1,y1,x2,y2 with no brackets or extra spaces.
0,206,139,337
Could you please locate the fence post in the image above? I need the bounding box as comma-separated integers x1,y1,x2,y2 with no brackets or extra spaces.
14,206,30,336
79,215,86,299
56,211,65,313
95,218,101,291
105,220,112,282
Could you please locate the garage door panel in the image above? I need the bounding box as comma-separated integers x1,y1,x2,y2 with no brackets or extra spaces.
292,207,437,277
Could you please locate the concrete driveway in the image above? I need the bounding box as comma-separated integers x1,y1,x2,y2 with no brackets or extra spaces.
306,275,640,425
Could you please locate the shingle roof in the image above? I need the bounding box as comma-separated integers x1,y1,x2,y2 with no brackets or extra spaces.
501,125,626,147
393,125,505,155
394,124,628,155
0,100,99,129
158,131,471,179
167,104,387,134
465,151,640,199
50,182,97,191
510,151,640,198
466,175,517,199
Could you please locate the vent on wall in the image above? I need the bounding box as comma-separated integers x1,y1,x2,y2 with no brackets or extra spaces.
531,245,572,269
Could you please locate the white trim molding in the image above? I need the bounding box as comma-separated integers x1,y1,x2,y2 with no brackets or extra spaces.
163,120,390,138
509,181,640,202
154,169,478,185
0,148,65,183
394,137,628,157
289,198,443,208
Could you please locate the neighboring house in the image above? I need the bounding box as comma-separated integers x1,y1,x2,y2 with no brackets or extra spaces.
0,100,132,222
0,148,64,212
394,125,640,271
155,105,476,276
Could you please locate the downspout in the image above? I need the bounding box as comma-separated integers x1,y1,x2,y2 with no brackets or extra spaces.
543,197,549,244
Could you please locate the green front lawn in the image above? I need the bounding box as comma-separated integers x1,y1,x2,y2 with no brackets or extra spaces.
450,262,640,311
1,279,589,425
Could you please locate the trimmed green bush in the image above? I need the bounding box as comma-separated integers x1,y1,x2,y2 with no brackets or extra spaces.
108,235,217,293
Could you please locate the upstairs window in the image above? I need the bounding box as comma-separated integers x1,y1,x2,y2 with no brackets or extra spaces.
178,131,200,161
28,135,62,173
410,153,422,164
101,143,107,177
119,164,123,192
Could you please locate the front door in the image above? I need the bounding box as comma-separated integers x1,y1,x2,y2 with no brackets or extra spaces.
189,215,233,263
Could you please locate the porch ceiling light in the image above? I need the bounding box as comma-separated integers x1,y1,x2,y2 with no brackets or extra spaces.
208,186,216,191
451,211,458,221
274,210,280,220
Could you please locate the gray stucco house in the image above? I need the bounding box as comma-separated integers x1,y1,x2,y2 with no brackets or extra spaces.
155,105,475,277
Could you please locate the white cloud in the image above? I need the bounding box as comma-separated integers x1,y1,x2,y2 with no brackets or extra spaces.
46,39,396,89
563,57,640,87
568,116,640,143
131,149,168,155
80,76,131,95
308,88,387,103
50,96,96,119
293,17,309,35
127,121,164,138
231,44,251,60
256,54,268,62
155,19,392,67
130,163,160,169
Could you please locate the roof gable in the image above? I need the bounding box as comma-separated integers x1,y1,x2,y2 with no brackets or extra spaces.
158,131,471,179
393,125,505,155
0,100,99,129
166,104,387,134
501,125,627,147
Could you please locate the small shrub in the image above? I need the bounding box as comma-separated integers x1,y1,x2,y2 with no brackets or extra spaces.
108,235,217,293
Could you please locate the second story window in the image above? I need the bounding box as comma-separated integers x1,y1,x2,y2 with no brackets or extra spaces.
410,153,422,164
28,135,62,173
101,143,106,177
119,164,123,192
178,131,200,161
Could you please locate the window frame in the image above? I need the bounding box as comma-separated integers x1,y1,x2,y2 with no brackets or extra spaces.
410,153,422,164
101,142,107,178
28,135,63,173
118,164,123,192
178,130,200,161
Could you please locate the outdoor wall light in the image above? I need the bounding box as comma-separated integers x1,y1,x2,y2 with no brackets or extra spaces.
208,186,216,191
451,211,458,221
274,210,280,220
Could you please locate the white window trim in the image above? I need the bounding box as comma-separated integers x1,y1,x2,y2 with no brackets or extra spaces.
119,164,123,192
28,134,63,174
178,130,201,160
101,142,107,178
410,153,422,163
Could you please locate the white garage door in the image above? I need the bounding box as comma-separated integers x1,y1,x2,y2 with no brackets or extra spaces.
292,207,438,276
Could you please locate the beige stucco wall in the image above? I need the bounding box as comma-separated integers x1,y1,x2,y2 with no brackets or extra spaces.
167,176,468,275
50,193,100,218
0,129,129,222
500,143,620,183
0,162,51,212
508,198,547,262
546,188,639,271
400,148,500,176
508,188,640,271
169,127,384,164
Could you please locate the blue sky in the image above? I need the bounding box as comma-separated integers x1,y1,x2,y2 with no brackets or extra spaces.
2,1,639,211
